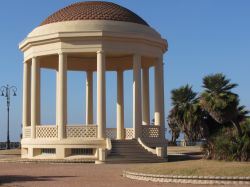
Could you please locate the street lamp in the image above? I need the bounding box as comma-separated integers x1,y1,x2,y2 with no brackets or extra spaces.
0,85,17,149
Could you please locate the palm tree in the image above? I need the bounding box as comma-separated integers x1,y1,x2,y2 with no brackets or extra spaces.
171,84,197,107
168,117,180,144
200,73,244,136
168,84,205,141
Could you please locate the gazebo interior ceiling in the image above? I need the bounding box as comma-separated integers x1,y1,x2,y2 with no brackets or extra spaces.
37,54,156,71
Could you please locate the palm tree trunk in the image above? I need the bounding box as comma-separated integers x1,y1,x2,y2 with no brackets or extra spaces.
231,120,243,137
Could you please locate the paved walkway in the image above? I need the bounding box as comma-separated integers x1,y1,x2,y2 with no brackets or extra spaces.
0,162,249,187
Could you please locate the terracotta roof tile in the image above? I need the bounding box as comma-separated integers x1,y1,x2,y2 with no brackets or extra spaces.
40,1,149,26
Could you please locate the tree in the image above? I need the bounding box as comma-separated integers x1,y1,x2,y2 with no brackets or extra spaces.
167,73,249,160
168,122,180,144
168,112,180,144
200,73,243,137
168,84,206,142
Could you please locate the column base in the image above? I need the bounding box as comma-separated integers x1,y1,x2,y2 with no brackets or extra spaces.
97,148,106,164
95,160,105,164
156,146,167,158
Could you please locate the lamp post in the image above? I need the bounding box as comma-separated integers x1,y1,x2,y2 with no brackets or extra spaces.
0,85,17,149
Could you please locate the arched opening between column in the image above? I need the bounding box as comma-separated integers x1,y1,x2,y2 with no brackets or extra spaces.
149,66,155,125
124,70,133,129
40,68,56,126
67,71,85,126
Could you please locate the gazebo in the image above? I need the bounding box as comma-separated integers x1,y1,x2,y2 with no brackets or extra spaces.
20,1,168,163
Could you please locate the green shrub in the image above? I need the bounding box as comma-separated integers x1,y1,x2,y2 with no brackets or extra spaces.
205,123,250,161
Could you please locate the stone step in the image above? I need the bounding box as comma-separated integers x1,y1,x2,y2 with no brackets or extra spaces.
111,140,137,144
110,151,155,155
108,154,166,159
111,144,141,146
105,158,165,164
111,146,144,149
107,140,165,163
111,149,150,152
106,157,165,161
109,156,166,160
108,154,159,158
111,141,137,143
110,152,154,156
107,157,163,161
110,148,148,152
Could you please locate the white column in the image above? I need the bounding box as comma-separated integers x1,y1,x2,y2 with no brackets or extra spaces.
86,71,93,125
37,62,41,125
154,59,161,126
116,70,124,140
57,53,67,139
154,56,165,137
159,56,165,137
31,57,40,139
22,61,31,129
142,67,150,125
97,51,106,139
133,54,142,138
56,70,59,126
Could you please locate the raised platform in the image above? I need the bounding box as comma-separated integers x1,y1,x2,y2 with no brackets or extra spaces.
21,126,167,162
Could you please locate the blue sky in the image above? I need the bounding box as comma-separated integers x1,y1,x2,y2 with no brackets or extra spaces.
0,0,249,141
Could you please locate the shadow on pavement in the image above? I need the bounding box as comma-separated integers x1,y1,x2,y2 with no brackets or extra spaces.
0,175,74,185
168,154,203,162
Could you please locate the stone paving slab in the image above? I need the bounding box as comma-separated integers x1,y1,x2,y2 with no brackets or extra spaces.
0,152,249,186
1,162,250,187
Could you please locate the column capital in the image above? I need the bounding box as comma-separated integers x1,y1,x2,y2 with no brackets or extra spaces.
157,55,163,61
32,57,41,64
156,55,164,66
133,53,141,57
86,70,93,73
117,69,124,73
32,56,37,60
58,52,67,56
97,50,105,54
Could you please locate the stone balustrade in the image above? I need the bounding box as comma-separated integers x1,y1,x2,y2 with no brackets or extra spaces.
66,125,97,138
23,126,163,140
36,126,58,138
142,125,161,138
105,128,134,139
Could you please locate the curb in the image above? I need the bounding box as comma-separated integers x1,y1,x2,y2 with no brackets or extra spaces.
0,158,95,164
123,171,250,185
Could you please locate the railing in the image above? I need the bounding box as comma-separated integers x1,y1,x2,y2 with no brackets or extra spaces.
23,126,162,140
23,126,31,138
140,126,167,147
106,128,134,140
106,128,116,139
36,126,58,138
142,125,161,138
66,125,97,138
0,142,20,149
125,128,134,139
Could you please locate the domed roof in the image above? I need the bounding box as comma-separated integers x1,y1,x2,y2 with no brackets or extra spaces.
40,1,149,26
